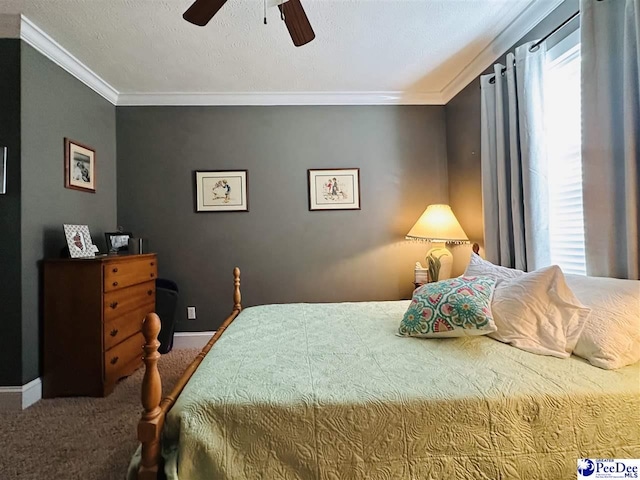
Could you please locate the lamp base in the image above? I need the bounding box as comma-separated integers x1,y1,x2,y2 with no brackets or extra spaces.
426,242,453,281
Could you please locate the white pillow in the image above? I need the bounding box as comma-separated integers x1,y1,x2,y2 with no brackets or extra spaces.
565,274,640,369
490,265,591,358
464,253,524,285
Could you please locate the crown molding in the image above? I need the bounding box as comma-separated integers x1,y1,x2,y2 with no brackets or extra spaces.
19,0,564,108
117,91,445,106
14,18,444,107
440,0,565,103
19,16,119,105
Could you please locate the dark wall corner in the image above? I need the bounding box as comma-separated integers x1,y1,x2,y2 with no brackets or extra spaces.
0,39,23,386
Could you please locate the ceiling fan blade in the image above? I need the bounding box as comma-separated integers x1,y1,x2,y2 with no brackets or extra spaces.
278,0,315,47
183,0,229,26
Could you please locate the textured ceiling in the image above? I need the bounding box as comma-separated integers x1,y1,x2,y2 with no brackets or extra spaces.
2,0,557,99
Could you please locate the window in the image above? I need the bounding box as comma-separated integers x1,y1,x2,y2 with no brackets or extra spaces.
544,30,587,275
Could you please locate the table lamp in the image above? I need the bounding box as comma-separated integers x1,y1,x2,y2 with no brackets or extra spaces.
406,204,469,281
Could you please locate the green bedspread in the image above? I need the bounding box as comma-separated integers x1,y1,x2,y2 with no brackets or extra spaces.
161,301,640,479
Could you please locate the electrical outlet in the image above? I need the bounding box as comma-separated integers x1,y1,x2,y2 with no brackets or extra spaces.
187,306,196,320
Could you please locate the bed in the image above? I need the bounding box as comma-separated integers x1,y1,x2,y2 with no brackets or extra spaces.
131,261,640,480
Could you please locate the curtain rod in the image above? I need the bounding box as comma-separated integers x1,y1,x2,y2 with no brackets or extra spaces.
487,8,582,83
528,9,580,53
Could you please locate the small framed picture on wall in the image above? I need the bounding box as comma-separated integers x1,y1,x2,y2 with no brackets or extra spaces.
65,138,96,193
195,170,249,212
308,168,360,211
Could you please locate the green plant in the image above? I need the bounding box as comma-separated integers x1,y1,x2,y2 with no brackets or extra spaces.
427,253,444,282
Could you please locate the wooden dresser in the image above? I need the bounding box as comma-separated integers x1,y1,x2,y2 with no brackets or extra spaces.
43,253,157,397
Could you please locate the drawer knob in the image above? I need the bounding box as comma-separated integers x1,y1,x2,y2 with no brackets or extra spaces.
147,290,153,296
113,281,118,287
110,356,119,365
109,301,118,309
150,273,155,278
112,267,118,273
110,328,118,337
150,262,155,266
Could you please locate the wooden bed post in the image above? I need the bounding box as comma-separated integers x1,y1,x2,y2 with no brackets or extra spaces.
137,313,163,480
233,267,242,313
136,268,243,480
472,243,480,255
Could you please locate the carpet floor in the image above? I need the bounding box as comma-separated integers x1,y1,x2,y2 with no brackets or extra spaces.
0,348,199,480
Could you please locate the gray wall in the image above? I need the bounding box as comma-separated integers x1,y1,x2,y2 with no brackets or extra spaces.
20,44,117,383
0,39,23,386
445,0,579,275
117,106,449,331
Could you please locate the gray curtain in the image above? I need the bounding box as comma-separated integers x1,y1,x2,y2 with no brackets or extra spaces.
581,0,640,279
480,42,551,271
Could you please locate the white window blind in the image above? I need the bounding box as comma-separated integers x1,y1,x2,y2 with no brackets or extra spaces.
544,31,587,275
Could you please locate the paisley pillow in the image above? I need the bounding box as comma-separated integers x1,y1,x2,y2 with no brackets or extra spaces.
398,276,497,338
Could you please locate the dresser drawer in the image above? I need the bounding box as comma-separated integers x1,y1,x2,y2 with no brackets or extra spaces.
104,281,155,322
104,302,153,350
104,256,157,292
104,331,144,383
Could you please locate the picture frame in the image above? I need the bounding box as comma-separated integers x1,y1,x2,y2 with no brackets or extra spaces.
64,138,96,193
105,232,132,254
63,224,96,258
0,147,6,195
308,168,361,211
195,170,249,212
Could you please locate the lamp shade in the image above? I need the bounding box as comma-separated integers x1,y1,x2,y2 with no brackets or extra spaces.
406,204,469,243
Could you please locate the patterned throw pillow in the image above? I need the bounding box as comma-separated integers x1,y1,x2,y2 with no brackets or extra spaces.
398,276,497,338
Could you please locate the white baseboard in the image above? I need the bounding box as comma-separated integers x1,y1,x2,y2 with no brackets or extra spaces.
0,335,218,410
172,331,216,350
0,377,42,410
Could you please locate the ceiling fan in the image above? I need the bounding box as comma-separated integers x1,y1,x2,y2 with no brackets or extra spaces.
183,0,315,47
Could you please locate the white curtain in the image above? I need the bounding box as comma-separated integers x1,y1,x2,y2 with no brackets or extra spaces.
581,0,640,280
480,42,551,271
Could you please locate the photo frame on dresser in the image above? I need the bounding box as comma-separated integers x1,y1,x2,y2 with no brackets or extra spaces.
63,224,96,258
105,232,132,254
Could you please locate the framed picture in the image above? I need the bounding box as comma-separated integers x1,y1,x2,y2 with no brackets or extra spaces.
63,224,96,258
105,232,132,253
308,168,360,211
0,147,6,195
195,170,249,212
65,138,96,193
